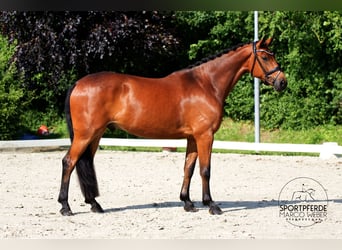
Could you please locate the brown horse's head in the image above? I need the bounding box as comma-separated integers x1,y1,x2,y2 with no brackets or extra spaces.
250,37,287,92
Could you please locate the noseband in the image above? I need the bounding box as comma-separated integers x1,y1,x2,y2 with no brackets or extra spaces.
251,41,282,84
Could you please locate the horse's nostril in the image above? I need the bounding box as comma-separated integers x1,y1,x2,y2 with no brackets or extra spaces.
275,79,287,92
281,79,287,89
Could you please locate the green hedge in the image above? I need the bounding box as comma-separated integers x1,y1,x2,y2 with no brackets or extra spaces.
0,35,25,139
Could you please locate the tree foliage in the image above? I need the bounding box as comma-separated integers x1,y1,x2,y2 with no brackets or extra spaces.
0,35,25,139
0,11,341,139
0,11,184,114
259,11,342,128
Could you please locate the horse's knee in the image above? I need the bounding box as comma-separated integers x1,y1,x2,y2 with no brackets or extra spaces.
62,154,74,170
62,156,69,169
200,167,210,180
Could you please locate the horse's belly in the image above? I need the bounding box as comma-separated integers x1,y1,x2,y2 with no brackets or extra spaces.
115,118,189,139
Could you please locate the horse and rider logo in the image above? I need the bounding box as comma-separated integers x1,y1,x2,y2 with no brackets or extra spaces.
278,177,328,227
291,184,315,201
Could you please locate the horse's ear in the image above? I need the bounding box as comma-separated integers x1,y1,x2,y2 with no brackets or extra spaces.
256,36,266,48
262,37,273,48
260,36,265,43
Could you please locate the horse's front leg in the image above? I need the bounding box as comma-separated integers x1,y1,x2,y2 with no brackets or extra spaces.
180,137,198,212
196,134,223,215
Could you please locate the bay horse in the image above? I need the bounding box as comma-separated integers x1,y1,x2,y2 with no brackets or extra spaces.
58,37,287,216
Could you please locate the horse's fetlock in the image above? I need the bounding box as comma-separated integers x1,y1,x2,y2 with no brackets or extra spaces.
202,194,212,205
180,192,189,202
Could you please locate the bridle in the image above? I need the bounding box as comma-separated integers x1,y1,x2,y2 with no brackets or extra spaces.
251,41,282,84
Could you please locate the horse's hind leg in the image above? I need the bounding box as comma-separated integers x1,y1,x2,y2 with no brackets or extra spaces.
58,154,74,215
76,135,104,213
58,139,90,216
180,137,198,212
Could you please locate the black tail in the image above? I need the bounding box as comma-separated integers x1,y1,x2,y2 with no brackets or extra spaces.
65,84,76,142
76,147,100,202
65,84,99,202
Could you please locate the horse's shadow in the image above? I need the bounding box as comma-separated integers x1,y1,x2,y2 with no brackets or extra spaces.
104,201,268,213
104,200,267,214
102,199,342,214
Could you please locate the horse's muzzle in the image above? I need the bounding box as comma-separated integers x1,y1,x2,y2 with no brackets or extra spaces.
265,71,287,92
273,77,287,92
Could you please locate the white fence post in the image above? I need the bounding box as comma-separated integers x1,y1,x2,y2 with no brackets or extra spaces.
319,142,341,159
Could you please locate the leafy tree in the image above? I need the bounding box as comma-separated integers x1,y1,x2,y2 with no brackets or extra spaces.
0,11,183,114
259,11,342,128
176,11,253,59
0,35,25,139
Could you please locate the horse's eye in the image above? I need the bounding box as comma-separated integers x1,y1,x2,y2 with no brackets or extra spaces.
262,56,268,61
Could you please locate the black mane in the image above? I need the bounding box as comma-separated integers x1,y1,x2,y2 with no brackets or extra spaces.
186,42,250,69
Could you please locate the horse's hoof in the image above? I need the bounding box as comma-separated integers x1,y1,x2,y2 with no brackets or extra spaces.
184,201,198,212
184,206,199,212
91,202,104,213
209,205,223,215
60,208,74,216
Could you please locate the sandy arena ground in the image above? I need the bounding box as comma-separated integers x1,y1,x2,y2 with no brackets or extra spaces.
0,150,341,239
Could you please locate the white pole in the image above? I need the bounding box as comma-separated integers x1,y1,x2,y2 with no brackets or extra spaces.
254,11,260,144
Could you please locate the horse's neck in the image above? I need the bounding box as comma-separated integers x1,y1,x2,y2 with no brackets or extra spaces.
197,45,252,104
